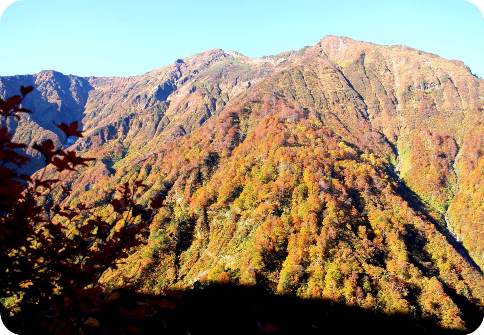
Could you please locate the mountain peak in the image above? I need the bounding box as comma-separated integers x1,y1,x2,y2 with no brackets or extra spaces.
320,34,357,43
186,48,228,62
317,35,377,52
1,36,483,333
36,69,65,79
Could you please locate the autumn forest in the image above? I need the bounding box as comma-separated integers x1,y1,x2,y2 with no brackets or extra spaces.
0,36,483,334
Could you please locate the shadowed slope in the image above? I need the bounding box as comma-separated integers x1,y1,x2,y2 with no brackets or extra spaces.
4,284,481,335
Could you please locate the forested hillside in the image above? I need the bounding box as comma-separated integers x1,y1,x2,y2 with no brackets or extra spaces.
1,36,483,333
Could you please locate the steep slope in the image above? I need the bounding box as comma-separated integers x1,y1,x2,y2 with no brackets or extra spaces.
1,36,483,331
0,49,277,171
316,36,483,270
78,49,275,151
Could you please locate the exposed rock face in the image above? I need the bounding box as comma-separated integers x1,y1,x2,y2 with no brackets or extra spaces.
1,36,483,331
0,49,275,169
0,70,93,171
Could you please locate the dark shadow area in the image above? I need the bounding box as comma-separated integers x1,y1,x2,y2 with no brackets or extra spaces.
441,282,484,332
385,164,482,273
4,284,480,335
403,224,440,277
400,225,483,330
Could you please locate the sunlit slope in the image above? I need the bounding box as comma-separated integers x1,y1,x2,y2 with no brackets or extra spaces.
1,35,483,331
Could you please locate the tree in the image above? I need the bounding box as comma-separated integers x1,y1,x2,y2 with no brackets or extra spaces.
0,87,165,331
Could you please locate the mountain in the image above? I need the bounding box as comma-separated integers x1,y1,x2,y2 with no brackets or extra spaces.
0,49,275,171
1,36,483,331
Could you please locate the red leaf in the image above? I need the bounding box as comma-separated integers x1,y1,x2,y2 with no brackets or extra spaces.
51,151,95,171
63,150,95,168
55,121,84,138
6,95,21,109
32,139,57,163
34,178,60,190
20,85,34,96
51,155,74,172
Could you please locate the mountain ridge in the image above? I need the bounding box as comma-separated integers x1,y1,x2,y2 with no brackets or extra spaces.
10,35,478,79
1,35,483,331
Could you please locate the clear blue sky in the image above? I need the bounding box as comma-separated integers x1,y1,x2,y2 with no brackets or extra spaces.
0,0,483,77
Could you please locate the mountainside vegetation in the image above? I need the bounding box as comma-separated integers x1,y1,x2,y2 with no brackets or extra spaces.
1,36,483,334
